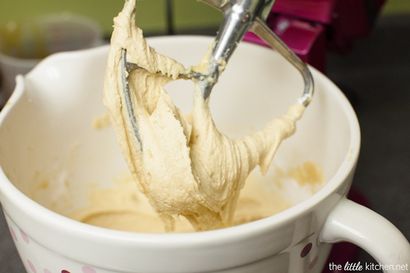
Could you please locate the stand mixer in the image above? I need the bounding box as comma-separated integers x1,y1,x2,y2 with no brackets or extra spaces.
121,0,314,145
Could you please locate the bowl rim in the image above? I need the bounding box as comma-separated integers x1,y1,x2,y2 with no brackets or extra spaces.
0,35,361,247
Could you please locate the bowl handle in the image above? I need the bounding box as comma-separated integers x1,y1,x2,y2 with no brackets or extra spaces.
320,198,410,273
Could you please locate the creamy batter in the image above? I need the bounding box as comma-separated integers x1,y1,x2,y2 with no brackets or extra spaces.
103,0,306,231
31,161,323,233
70,175,290,233
68,161,322,233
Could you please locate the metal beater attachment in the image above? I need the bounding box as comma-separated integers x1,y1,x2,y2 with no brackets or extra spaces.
120,49,207,150
121,49,206,81
120,1,314,144
198,0,314,106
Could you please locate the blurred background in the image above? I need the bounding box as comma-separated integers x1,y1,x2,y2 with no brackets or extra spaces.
0,0,222,36
0,0,409,273
0,0,408,36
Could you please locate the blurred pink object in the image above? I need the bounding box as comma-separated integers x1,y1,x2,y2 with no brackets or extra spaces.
244,16,326,71
244,0,386,71
329,0,386,50
272,0,336,24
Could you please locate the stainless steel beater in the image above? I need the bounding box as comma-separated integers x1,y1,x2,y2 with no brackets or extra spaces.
121,0,314,148
197,0,314,105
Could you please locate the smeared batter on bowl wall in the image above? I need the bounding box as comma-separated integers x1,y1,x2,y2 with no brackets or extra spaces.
103,0,306,231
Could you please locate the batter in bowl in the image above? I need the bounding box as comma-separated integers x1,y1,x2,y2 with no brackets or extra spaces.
70,174,293,233
103,0,306,231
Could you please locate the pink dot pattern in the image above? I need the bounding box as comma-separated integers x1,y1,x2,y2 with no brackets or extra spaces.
11,226,98,273
27,259,37,273
82,266,97,273
9,226,17,241
19,228,30,244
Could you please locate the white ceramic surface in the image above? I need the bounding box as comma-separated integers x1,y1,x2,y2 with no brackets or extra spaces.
0,37,409,273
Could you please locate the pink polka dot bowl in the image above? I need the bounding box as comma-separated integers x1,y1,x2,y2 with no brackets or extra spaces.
0,37,409,273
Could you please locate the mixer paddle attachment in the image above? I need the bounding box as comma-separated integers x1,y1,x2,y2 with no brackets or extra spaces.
119,48,207,150
119,0,314,148
197,0,314,105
